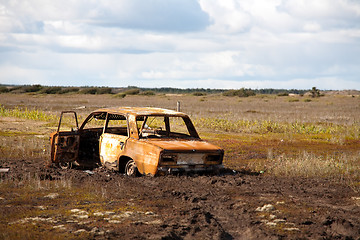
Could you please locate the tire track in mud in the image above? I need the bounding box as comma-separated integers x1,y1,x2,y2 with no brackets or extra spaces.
1,160,360,239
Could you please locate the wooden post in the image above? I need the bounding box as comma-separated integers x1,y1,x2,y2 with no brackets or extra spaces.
176,101,180,112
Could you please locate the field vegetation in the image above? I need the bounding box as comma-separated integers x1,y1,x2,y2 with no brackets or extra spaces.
0,91,359,238
1,84,310,95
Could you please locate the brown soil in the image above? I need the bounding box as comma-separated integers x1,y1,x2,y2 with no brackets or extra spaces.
2,158,359,240
1,93,359,239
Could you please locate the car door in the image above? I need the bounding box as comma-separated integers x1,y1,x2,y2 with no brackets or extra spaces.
99,113,128,170
50,111,80,167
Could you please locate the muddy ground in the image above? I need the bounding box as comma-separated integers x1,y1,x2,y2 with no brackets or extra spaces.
0,94,359,239
1,158,360,240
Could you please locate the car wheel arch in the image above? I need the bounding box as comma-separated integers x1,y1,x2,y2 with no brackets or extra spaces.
118,156,141,175
118,156,131,173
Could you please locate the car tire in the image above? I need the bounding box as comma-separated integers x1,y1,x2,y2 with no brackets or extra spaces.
124,159,139,177
58,161,72,169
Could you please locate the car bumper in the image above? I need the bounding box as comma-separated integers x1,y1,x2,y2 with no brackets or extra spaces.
157,164,224,175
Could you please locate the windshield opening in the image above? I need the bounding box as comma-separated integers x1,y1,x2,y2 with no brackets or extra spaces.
136,115,198,139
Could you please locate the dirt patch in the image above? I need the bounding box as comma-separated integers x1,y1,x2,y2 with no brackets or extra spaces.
0,117,52,135
1,158,359,239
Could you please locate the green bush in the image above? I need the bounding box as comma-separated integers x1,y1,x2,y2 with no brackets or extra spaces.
8,86,23,93
114,93,126,98
277,92,289,96
23,84,43,93
0,87,9,93
96,87,113,94
192,92,206,96
223,88,256,97
58,87,80,94
124,89,140,95
80,88,98,94
311,87,321,98
140,91,155,96
40,87,62,94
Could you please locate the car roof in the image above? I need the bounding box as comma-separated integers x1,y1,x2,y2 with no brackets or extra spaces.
92,107,188,117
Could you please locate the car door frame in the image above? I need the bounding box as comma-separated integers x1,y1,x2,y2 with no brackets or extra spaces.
50,111,80,166
99,112,129,170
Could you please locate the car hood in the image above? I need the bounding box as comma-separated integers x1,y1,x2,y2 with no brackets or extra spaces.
144,139,222,152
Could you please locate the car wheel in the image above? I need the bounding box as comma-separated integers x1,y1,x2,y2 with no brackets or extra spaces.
125,159,139,176
58,161,72,169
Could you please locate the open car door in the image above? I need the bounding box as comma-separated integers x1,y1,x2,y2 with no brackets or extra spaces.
50,111,80,169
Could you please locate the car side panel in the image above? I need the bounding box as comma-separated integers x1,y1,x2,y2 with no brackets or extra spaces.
122,139,162,176
99,133,128,170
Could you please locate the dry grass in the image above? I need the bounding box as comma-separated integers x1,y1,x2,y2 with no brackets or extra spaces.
260,151,360,192
264,151,359,179
1,93,359,124
0,136,49,162
0,92,359,188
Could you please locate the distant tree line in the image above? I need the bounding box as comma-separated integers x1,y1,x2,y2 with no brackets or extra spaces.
0,84,311,96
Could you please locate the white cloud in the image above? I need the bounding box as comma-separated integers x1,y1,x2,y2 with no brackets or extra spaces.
302,22,322,32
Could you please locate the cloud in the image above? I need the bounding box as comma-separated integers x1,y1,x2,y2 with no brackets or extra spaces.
0,0,359,90
91,0,210,32
1,0,210,34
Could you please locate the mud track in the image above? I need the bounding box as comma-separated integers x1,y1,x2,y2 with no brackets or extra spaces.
2,159,360,239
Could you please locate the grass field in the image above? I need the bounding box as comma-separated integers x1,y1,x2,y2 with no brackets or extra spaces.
0,92,359,239
0,92,359,180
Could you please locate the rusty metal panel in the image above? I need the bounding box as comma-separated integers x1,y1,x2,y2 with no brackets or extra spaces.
99,133,128,169
50,132,80,163
93,107,187,117
128,115,139,139
123,139,162,175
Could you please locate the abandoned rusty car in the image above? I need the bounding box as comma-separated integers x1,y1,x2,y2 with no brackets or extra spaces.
50,107,224,176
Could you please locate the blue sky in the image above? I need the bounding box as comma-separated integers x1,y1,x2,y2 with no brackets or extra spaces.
1,0,360,90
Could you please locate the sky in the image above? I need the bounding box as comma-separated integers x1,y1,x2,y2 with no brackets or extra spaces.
1,0,360,90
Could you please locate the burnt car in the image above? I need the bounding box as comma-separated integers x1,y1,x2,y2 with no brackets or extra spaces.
50,107,224,176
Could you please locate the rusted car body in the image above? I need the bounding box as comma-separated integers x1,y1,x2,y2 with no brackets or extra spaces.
50,107,224,176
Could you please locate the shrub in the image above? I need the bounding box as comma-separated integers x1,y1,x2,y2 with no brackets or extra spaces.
0,87,9,93
58,87,80,94
114,93,126,98
124,89,140,95
192,92,206,96
40,87,62,94
311,87,320,98
140,91,155,96
223,88,256,97
8,86,23,93
277,92,289,96
80,88,97,94
23,84,43,93
96,87,113,94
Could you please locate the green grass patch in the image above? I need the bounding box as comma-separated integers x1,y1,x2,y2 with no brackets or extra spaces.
0,105,57,122
0,130,39,137
194,117,359,140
